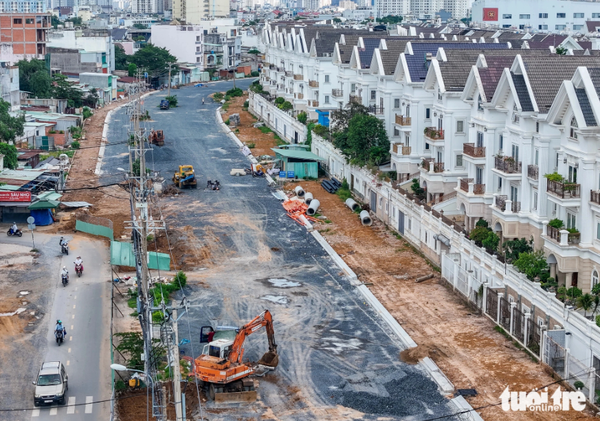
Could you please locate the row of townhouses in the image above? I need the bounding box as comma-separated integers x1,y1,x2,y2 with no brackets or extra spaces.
253,22,600,400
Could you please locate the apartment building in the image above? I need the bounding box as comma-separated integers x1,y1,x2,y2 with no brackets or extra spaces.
374,0,409,19
47,28,115,73
0,0,45,12
172,0,228,24
0,13,50,64
0,61,20,110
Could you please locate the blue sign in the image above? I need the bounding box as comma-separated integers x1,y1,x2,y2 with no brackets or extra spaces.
287,171,295,178
279,171,286,178
144,72,148,78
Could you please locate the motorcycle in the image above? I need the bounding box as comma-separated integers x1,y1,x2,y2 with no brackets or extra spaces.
61,242,69,255
55,330,64,346
75,263,83,277
7,228,22,237
61,273,69,287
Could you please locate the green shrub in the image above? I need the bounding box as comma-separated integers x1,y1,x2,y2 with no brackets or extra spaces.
312,124,329,137
482,232,500,254
225,119,230,125
259,126,272,134
213,92,224,101
82,107,93,119
548,218,564,229
280,101,293,111
336,178,352,202
297,111,307,124
469,226,491,246
115,380,126,391
224,95,232,102
596,315,600,328
226,87,243,97
165,95,178,107
544,172,565,182
243,100,249,108
410,178,425,200
275,97,285,105
475,218,489,228
247,142,255,148
71,141,80,149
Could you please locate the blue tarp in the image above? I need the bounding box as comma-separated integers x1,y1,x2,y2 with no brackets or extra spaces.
30,209,54,226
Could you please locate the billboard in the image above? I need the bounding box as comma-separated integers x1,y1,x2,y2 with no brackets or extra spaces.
483,8,499,21
0,191,32,202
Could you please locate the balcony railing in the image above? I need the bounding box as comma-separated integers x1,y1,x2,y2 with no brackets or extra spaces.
293,74,303,80
460,178,485,194
494,156,522,174
547,179,580,199
424,127,444,140
309,80,319,88
368,105,384,115
547,226,580,245
349,94,362,104
269,64,276,69
402,146,411,155
395,115,411,126
527,165,539,180
309,100,319,107
295,93,304,100
591,190,600,205
463,143,485,158
332,89,343,98
421,159,444,173
495,195,520,212
285,71,293,77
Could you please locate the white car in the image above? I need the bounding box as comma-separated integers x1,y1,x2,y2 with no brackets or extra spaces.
33,361,68,406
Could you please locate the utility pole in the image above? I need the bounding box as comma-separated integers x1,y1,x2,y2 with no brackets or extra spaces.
170,308,184,421
167,62,174,97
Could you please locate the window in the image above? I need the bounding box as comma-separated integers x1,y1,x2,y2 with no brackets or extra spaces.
196,57,200,63
351,83,356,93
567,212,576,229
196,46,201,52
556,153,560,170
555,25,566,30
502,14,512,19
499,135,503,151
533,191,538,210
539,25,548,30
519,25,525,30
597,222,600,240
513,113,520,123
568,165,577,183
570,117,578,139
535,149,539,166
512,144,519,161
594,13,600,18
476,167,483,185
519,14,530,19
324,75,330,83
537,317,545,327
394,127,399,136
408,218,411,230
502,25,512,29
498,176,503,191
324,95,330,104
425,108,430,119
425,143,430,150
477,95,483,111
573,13,584,18
456,121,464,133
539,13,548,18
196,36,200,41
557,13,566,18
593,270,599,288
477,131,484,147
456,154,463,167
536,122,539,133
574,25,584,31
13,18,21,24
371,90,376,100
406,104,410,117
25,18,33,23
394,98,400,109
405,135,410,146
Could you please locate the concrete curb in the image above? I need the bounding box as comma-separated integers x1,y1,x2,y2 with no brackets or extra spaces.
215,107,276,186
451,395,485,421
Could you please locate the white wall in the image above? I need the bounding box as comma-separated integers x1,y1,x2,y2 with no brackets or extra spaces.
250,92,308,144
151,25,203,66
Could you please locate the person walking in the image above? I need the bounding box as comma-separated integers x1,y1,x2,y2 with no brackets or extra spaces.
202,97,205,105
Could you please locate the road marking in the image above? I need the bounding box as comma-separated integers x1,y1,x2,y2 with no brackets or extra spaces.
73,305,76,309
74,296,77,300
85,396,93,413
70,336,73,341
71,325,73,330
31,409,40,417
67,396,76,414
72,314,75,319
67,360,70,366
68,347,71,353
49,407,57,416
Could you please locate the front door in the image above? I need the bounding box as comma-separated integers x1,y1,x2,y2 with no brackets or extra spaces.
572,272,578,288
370,190,377,212
398,210,405,234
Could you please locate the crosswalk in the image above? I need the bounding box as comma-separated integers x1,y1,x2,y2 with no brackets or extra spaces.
31,396,94,418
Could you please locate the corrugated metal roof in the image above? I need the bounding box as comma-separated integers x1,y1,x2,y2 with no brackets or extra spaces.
271,149,324,160
0,169,46,187
38,191,62,201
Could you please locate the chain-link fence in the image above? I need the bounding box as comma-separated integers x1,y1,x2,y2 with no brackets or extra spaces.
499,297,511,331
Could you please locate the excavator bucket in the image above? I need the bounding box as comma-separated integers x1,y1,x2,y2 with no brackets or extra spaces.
257,351,279,368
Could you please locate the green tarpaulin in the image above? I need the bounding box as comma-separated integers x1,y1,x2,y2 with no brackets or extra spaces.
110,241,170,271
28,199,60,210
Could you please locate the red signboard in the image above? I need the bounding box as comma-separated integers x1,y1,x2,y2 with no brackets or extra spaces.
0,191,31,202
483,8,499,21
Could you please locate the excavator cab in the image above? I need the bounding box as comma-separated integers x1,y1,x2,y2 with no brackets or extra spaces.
206,339,234,360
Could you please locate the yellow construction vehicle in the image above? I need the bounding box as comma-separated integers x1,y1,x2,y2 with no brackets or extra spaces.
173,165,197,189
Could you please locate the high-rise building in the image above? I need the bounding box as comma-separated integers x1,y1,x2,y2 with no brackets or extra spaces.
0,0,46,12
375,0,408,17
409,0,443,17
132,0,162,14
173,0,228,23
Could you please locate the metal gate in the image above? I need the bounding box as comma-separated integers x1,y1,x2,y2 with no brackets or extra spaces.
513,307,524,342
370,190,377,213
527,318,541,356
544,335,566,377
499,297,511,331
398,210,405,234
486,288,498,320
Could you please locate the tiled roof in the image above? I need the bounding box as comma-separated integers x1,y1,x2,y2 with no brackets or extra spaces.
589,68,600,98
512,73,535,112
587,21,600,33
358,38,381,68
478,56,516,100
575,88,597,126
379,40,409,75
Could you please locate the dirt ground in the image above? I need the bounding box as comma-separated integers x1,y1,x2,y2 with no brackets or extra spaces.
224,94,282,158
289,180,596,420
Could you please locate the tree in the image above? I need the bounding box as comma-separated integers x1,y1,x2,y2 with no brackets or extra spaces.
0,143,18,169
578,293,594,318
469,226,491,247
51,74,83,107
376,15,403,25
133,23,148,29
330,102,369,134
165,95,178,107
482,232,500,254
16,59,51,97
0,100,25,146
513,250,549,282
333,18,342,23
128,44,177,79
345,113,389,165
83,88,99,108
114,44,128,70
410,178,425,201
65,16,83,26
51,15,61,28
475,218,488,228
502,237,533,263
128,62,138,77
297,111,307,124
555,46,567,55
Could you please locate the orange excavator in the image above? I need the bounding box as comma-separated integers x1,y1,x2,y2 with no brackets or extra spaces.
194,310,279,402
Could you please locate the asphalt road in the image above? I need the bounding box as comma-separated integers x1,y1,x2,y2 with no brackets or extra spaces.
101,81,460,420
0,232,112,421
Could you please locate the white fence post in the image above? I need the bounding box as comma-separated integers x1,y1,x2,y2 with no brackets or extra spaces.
523,312,530,347
497,293,504,326
587,367,596,402
482,283,488,314
510,302,517,335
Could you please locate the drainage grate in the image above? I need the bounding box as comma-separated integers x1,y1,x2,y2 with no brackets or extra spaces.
456,389,477,397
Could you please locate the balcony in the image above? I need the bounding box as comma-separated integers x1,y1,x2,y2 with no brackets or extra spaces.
592,190,600,205
269,64,276,70
424,127,444,141
547,179,580,199
309,80,319,88
368,106,384,115
285,71,293,77
332,89,343,98
495,195,520,213
460,178,485,195
309,100,319,107
463,143,485,158
349,94,362,104
527,165,539,180
295,93,304,100
395,115,411,126
547,226,580,245
421,158,444,173
293,74,303,80
394,144,411,155
494,156,522,174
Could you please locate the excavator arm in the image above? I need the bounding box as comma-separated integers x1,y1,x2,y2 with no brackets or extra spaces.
228,310,278,367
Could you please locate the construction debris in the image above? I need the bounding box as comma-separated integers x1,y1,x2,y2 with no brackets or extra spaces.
322,177,342,194
282,200,318,227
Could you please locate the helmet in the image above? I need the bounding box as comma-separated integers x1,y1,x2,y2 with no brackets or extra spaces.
57,320,62,324
63,266,66,269
77,256,81,259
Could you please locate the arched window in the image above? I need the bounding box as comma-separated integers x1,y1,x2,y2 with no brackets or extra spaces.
592,270,599,289
570,117,578,139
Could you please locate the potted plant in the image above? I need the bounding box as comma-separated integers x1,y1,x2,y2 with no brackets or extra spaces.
574,381,585,391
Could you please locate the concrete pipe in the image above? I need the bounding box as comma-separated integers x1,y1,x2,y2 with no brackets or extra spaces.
306,199,320,216
345,198,360,212
360,210,372,226
305,192,313,205
294,186,305,197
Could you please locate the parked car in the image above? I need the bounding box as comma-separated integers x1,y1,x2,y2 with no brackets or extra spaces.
33,361,68,406
160,100,170,110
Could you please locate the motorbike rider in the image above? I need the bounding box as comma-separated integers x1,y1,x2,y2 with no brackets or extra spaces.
10,222,18,234
74,256,83,271
61,266,69,281
55,320,67,338
59,236,68,248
